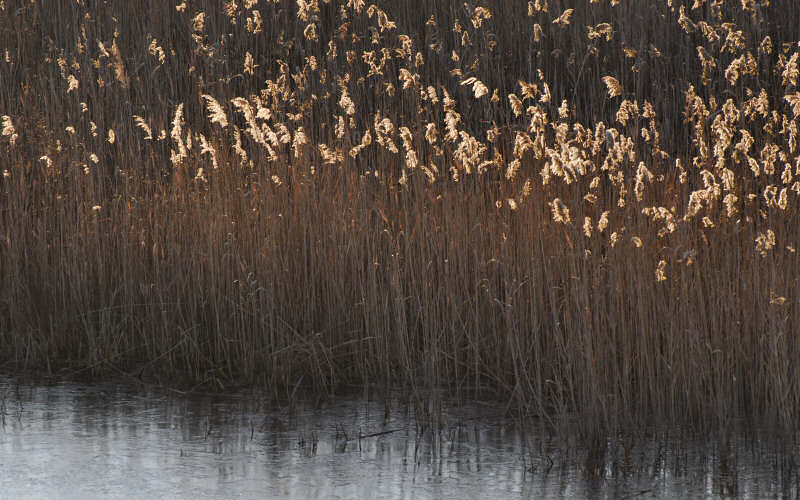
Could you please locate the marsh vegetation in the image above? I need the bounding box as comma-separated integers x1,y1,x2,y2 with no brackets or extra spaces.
1,0,799,437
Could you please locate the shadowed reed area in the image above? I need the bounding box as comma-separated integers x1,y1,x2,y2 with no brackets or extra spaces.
1,0,799,437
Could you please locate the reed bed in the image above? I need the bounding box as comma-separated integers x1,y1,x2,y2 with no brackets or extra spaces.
1,0,799,436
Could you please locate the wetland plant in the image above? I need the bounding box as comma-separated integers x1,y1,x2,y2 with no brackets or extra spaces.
0,0,799,438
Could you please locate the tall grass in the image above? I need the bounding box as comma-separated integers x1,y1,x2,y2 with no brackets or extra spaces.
1,0,799,436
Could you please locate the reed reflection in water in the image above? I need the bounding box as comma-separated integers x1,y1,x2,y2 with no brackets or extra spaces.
0,377,797,499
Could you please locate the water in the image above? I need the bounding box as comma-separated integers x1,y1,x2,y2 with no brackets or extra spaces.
0,376,798,499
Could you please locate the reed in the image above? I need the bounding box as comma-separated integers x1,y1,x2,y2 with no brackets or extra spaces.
1,0,799,437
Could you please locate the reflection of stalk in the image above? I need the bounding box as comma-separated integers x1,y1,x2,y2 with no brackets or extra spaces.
0,390,6,424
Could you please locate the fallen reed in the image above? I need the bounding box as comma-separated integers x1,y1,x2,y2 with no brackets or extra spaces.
1,0,799,436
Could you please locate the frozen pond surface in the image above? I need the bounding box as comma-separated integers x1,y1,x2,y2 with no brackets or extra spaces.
0,375,798,499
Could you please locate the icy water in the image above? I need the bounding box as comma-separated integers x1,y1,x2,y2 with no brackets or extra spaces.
0,376,798,499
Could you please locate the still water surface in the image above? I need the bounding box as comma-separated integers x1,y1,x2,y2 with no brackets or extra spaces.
0,376,798,499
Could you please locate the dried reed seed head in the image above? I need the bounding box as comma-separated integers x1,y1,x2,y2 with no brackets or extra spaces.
505,159,521,180
782,52,799,87
1,115,17,146
550,198,570,224
598,211,610,232
552,8,574,27
602,76,623,98
655,260,667,282
202,95,229,128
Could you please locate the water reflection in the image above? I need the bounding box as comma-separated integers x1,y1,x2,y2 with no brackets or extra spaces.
0,377,798,499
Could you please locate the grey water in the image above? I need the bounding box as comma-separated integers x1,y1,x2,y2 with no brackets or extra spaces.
0,376,798,499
